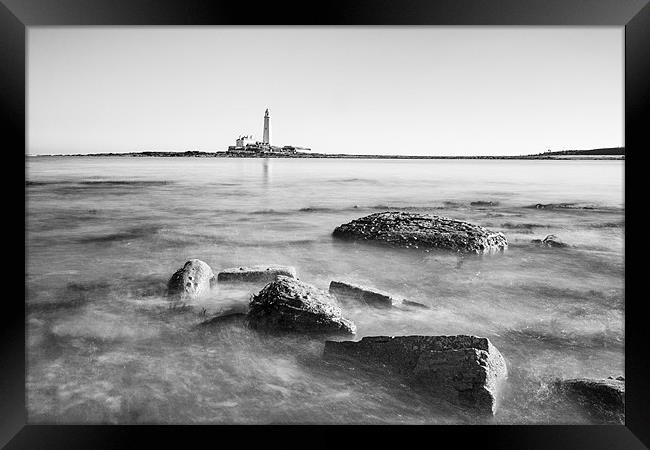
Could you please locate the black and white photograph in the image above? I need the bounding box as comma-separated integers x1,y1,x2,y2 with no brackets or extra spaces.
24,25,626,426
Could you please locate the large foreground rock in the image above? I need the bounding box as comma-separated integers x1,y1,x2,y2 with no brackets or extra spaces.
333,212,507,254
248,276,356,335
555,377,624,422
167,259,215,301
217,265,297,283
323,335,507,414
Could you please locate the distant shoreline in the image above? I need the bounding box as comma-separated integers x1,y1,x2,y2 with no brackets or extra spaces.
26,149,625,161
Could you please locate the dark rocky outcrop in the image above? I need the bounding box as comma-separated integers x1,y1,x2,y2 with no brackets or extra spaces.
167,259,215,301
329,281,396,308
248,276,356,335
470,201,499,207
529,203,595,210
555,377,624,422
217,265,297,283
532,234,568,248
333,212,507,254
323,335,507,414
401,299,431,310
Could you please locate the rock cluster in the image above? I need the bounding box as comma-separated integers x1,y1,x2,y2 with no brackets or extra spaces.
248,276,356,335
333,212,507,254
217,265,297,283
161,200,622,420
167,259,215,301
323,335,507,415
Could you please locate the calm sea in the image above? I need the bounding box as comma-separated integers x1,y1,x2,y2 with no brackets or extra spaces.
26,157,624,424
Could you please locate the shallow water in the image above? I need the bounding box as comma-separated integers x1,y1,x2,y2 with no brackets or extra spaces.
26,157,624,424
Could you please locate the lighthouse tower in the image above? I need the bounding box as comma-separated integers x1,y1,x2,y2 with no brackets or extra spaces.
262,109,270,145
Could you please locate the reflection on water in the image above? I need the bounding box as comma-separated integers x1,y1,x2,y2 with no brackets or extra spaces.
262,157,271,185
26,157,624,424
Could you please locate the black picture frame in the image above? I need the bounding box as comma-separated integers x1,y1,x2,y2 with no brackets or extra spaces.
3,0,648,448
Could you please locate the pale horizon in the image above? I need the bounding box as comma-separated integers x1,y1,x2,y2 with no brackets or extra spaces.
28,27,624,156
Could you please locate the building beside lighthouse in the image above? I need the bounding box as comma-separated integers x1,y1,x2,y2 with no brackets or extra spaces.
227,109,310,155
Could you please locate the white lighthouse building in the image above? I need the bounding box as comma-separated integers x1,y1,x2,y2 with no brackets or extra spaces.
226,108,310,155
262,109,270,145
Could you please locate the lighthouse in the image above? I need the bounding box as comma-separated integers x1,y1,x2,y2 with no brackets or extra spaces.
262,109,270,145
226,109,309,154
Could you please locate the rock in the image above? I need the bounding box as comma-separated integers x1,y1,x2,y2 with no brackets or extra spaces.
167,259,215,301
329,281,396,308
529,203,595,210
555,377,624,422
401,299,431,309
532,234,568,248
329,280,431,310
333,212,507,254
323,335,507,414
470,201,499,207
248,276,356,335
217,265,297,283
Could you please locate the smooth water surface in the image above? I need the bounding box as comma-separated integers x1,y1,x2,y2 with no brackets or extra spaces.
26,157,624,424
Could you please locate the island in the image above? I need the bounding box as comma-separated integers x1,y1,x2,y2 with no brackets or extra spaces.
29,147,624,160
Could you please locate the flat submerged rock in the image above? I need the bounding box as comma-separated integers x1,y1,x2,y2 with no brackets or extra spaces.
248,276,356,335
329,280,396,308
323,335,507,415
333,212,507,254
329,280,430,310
217,265,297,283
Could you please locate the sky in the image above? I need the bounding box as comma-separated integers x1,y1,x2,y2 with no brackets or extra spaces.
28,27,623,156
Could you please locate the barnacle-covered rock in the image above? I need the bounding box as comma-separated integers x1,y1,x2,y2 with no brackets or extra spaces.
248,276,356,335
333,212,507,254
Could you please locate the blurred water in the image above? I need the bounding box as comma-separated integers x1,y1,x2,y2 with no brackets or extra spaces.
26,157,624,424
